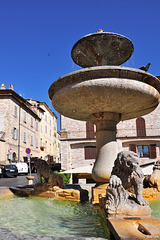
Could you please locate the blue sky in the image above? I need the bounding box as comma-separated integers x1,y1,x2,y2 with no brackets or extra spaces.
0,0,160,130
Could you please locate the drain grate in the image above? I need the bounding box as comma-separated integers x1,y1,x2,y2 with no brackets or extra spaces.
124,217,141,220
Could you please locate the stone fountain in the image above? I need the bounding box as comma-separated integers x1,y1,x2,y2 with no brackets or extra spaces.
49,30,160,185
48,30,160,238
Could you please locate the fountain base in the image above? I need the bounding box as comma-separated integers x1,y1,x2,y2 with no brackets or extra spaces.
105,215,160,239
92,183,109,205
9,183,89,202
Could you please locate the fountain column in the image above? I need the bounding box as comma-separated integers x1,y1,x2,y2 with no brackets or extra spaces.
91,112,121,182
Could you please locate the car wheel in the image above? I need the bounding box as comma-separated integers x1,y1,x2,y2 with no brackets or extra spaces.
14,175,17,178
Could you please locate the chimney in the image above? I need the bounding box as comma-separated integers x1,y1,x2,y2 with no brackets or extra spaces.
9,84,14,90
1,83,6,89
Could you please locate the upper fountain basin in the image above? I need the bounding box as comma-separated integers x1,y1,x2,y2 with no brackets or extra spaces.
71,32,134,67
48,66,160,122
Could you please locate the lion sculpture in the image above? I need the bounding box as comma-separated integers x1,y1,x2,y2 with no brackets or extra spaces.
34,159,64,188
106,151,149,214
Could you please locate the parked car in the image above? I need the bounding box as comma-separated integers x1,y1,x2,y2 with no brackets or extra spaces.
0,167,2,178
11,162,28,175
0,164,18,178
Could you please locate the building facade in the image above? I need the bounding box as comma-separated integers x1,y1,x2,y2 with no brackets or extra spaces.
0,84,59,163
37,102,59,162
60,116,96,170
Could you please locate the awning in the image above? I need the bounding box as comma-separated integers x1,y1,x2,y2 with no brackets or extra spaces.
61,163,153,176
141,165,154,175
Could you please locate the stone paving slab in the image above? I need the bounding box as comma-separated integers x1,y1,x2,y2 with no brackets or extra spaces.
0,187,13,197
107,215,160,239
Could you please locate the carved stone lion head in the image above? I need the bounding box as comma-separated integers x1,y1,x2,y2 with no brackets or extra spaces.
114,151,140,173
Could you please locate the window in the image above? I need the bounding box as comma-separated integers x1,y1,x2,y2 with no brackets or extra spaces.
86,122,95,138
24,111,26,122
45,115,47,121
24,132,26,143
40,112,42,119
137,145,149,157
36,122,38,131
85,146,96,159
31,136,33,146
45,126,47,134
12,127,18,140
136,117,146,137
31,117,33,127
130,144,157,159
36,139,38,148
14,106,17,117
45,141,47,151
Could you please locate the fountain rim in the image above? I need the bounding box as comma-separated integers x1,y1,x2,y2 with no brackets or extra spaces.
71,32,134,67
48,66,160,99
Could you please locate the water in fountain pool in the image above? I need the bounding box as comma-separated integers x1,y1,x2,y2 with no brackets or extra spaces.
0,195,109,238
149,199,160,220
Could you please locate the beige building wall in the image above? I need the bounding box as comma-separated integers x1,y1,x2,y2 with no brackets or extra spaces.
37,102,59,162
0,88,41,163
0,86,59,164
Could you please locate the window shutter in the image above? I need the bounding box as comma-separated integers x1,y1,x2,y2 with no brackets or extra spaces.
86,122,94,138
85,147,90,159
136,118,146,137
130,144,136,153
16,129,18,140
14,106,17,117
86,122,90,138
24,132,26,143
149,144,157,159
24,112,26,122
91,147,96,159
85,146,96,159
12,127,14,139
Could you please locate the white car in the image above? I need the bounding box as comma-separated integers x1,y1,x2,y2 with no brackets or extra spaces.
0,168,2,178
12,162,28,175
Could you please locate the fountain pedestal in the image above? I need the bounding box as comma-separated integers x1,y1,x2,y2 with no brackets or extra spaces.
91,112,120,182
26,176,34,185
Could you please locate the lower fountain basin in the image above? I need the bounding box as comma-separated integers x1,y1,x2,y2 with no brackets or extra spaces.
0,194,109,238
49,66,160,122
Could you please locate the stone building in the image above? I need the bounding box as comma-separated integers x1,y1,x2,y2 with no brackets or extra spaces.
60,76,160,171
27,100,59,162
0,84,59,163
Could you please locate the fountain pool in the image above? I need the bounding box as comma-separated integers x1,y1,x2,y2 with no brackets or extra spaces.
0,195,109,238
149,199,160,220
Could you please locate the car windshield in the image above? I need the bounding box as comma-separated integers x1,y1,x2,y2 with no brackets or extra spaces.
6,165,17,169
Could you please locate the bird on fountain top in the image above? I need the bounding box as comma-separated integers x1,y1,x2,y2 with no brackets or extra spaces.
139,63,151,72
96,29,105,33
